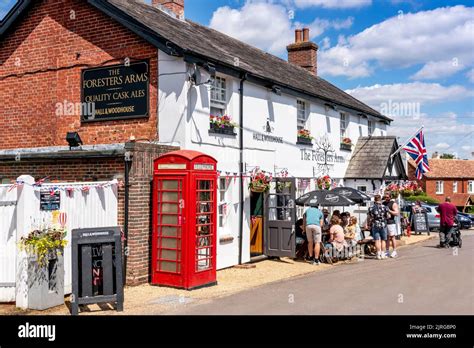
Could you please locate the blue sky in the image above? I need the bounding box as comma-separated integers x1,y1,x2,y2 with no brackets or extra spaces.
1,0,473,158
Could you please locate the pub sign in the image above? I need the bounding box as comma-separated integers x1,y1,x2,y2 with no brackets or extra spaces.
81,61,149,122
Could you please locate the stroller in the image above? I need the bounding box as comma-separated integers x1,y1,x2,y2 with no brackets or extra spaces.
448,219,462,248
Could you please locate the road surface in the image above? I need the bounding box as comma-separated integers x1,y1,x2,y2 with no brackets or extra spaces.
168,231,474,315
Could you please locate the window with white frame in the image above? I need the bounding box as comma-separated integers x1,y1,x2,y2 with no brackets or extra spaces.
340,113,348,140
468,180,474,193
436,181,444,194
297,100,308,131
210,76,227,116
368,120,374,135
453,181,458,193
218,177,229,228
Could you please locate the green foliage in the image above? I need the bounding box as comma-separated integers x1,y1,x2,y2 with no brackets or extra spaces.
404,194,439,205
440,153,456,159
18,228,68,267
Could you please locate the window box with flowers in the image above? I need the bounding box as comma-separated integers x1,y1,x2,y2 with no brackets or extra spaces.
209,115,237,136
248,170,272,193
340,137,353,151
297,129,313,145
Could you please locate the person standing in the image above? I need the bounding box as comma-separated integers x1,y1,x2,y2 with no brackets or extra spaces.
367,195,389,260
383,193,399,258
437,197,458,248
303,205,324,265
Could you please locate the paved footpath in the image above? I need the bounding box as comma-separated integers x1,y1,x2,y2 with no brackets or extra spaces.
167,231,474,315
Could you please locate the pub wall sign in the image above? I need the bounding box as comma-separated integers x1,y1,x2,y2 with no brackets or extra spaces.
81,61,149,122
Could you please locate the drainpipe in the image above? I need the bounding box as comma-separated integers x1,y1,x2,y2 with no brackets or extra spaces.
123,152,132,285
238,73,248,265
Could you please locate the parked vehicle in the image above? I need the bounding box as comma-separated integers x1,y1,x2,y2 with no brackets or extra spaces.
458,212,474,226
401,202,440,232
456,213,472,230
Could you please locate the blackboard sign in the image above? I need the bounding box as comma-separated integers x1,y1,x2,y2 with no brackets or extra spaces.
81,61,149,122
71,227,123,315
413,212,429,235
40,190,60,211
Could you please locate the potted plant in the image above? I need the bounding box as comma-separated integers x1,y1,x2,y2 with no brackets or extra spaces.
297,129,313,145
209,115,237,135
249,170,272,193
340,137,353,151
317,175,332,190
18,227,67,310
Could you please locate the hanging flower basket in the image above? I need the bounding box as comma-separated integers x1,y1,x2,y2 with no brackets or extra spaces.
209,115,237,135
317,175,332,190
249,170,272,193
297,129,313,145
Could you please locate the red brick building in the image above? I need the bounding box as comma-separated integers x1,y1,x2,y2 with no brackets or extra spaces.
408,159,474,210
0,0,181,285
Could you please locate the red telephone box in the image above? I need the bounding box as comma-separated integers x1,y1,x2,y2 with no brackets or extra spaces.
152,150,218,290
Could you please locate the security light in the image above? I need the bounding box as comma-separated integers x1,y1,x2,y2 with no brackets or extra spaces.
66,132,83,150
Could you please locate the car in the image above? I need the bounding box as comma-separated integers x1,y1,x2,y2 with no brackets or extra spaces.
401,202,440,232
456,213,472,230
458,212,474,225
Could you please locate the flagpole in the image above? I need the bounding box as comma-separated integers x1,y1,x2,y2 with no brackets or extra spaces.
390,125,424,159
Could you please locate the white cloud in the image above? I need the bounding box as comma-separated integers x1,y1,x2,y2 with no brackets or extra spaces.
410,59,466,80
435,143,451,149
210,1,354,55
467,68,474,83
345,82,472,109
292,0,372,9
461,145,472,151
319,5,474,78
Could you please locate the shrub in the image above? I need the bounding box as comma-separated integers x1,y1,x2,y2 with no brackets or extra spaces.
404,194,439,205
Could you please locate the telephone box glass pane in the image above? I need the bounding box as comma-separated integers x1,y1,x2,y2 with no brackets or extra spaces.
156,178,183,274
196,179,214,272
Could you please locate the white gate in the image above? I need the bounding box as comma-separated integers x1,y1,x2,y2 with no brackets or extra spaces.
0,177,119,303
0,185,17,302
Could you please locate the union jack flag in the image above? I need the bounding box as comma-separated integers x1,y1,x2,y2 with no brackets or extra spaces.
403,129,430,180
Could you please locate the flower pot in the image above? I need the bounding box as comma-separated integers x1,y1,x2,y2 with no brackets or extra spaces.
209,123,236,136
26,250,64,310
297,136,313,145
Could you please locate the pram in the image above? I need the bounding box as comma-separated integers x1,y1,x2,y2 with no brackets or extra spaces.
448,220,462,248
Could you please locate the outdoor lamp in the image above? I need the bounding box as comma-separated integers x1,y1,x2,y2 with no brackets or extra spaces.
66,132,83,150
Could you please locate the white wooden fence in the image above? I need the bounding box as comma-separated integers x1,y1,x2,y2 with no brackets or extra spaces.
0,185,17,302
0,175,118,304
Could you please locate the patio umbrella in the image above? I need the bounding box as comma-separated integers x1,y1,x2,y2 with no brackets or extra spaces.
295,190,355,207
330,187,371,204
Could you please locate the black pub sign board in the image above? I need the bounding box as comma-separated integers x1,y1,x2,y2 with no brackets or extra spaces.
413,212,430,235
81,61,149,122
40,190,60,211
71,227,124,315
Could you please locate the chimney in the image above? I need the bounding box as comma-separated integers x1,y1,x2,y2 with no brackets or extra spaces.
152,0,184,19
287,28,318,76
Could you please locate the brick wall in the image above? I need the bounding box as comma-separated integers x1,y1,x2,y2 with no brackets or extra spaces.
0,0,159,150
124,142,178,285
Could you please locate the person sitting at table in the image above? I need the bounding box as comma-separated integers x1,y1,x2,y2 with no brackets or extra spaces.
331,210,341,221
344,216,360,246
327,216,347,257
340,212,350,231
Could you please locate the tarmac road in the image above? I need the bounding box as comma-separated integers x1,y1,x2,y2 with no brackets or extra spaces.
168,231,474,315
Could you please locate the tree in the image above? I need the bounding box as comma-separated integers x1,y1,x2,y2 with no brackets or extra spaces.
440,153,456,159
